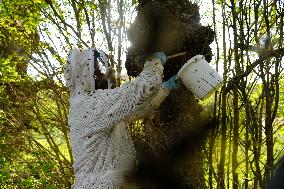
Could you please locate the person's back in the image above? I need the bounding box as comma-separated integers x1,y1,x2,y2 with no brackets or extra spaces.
68,92,136,188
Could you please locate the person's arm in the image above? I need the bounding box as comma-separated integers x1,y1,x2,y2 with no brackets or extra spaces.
103,55,166,126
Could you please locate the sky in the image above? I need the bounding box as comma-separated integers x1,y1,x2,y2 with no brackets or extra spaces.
27,0,223,81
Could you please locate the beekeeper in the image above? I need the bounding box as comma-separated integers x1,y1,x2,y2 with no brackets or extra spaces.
64,48,180,189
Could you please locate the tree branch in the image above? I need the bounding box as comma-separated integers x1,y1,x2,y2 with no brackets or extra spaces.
225,48,284,94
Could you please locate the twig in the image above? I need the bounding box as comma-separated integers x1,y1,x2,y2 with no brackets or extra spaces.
225,47,284,94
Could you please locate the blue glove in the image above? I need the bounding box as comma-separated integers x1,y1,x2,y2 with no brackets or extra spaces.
152,52,167,65
162,75,181,91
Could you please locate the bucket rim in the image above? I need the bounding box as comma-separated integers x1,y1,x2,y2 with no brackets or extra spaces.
177,55,205,78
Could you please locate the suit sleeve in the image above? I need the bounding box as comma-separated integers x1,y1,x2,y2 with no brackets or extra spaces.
103,57,168,126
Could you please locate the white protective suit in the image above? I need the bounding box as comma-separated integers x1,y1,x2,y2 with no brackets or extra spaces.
64,48,169,188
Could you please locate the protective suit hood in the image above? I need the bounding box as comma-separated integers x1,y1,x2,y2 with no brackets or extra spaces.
64,48,96,96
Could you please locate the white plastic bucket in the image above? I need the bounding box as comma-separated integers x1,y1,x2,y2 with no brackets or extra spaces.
177,55,223,99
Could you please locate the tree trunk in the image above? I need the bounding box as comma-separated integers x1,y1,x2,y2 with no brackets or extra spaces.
125,1,214,188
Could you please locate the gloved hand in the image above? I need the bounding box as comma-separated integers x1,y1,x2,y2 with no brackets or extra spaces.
152,52,167,65
162,75,181,91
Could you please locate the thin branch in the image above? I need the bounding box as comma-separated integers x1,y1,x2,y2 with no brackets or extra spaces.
225,48,284,94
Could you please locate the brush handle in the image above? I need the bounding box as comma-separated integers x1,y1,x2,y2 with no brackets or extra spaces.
168,52,187,59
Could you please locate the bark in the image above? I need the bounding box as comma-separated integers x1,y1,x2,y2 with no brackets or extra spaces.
230,0,241,187
232,90,239,189
217,2,227,188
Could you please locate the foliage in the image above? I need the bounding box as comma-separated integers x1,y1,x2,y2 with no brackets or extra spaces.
0,0,136,188
0,0,283,188
204,0,284,188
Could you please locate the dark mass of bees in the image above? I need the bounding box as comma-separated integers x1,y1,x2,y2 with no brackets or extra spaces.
125,0,214,80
